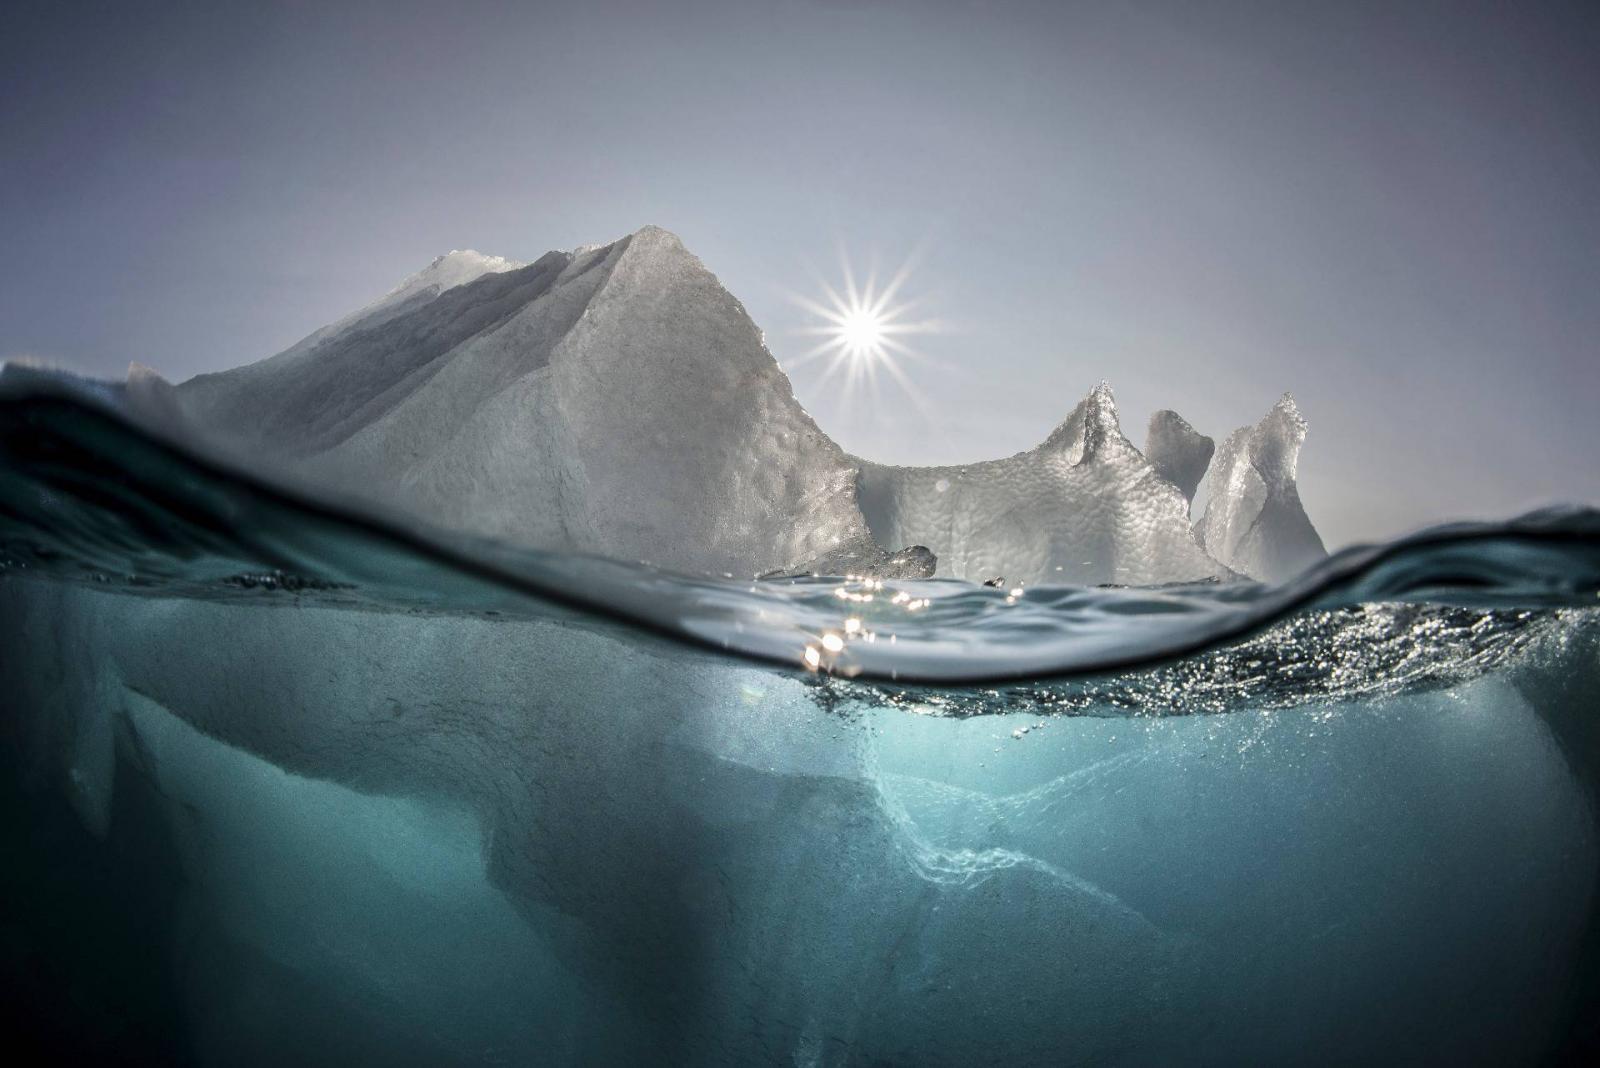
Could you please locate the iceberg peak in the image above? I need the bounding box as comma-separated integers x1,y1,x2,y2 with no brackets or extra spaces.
628,223,682,243
1195,393,1326,582
1043,381,1126,465
388,249,526,304
1250,393,1307,488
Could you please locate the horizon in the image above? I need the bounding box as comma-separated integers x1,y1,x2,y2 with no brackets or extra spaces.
4,1,1596,552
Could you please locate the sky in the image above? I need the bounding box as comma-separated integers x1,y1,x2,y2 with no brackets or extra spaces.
2,0,1596,549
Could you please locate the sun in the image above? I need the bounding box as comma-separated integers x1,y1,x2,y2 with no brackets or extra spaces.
786,251,940,408
838,306,887,358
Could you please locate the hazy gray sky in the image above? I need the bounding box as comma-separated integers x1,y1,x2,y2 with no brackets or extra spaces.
3,0,1596,548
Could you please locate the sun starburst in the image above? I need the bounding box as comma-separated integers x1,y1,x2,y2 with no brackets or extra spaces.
785,251,941,412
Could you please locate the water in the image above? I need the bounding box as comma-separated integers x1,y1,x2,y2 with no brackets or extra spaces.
3,374,1599,1065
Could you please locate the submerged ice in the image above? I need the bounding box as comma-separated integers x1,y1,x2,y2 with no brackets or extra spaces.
1,579,1595,1065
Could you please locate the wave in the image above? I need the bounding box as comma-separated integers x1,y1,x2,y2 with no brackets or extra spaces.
2,366,1597,694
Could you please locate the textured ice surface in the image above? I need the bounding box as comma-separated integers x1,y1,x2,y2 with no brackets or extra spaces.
1145,409,1214,506
1196,394,1328,582
856,384,1224,586
177,228,904,578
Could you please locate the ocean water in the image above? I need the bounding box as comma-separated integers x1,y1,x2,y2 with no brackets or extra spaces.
3,376,1600,1066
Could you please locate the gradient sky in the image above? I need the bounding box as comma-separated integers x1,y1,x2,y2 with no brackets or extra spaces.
3,0,1596,549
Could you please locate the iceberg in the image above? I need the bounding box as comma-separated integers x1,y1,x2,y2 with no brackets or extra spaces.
165,226,1321,584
